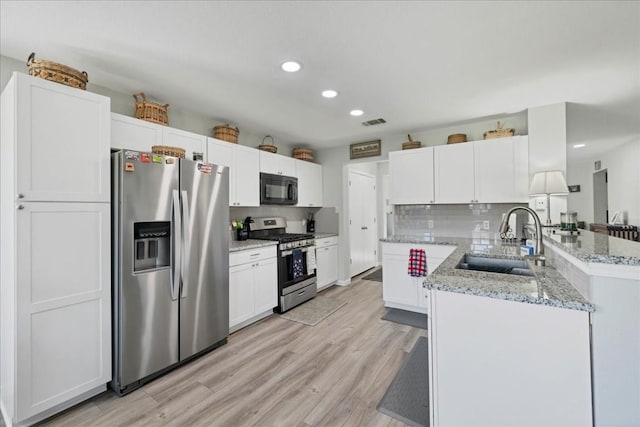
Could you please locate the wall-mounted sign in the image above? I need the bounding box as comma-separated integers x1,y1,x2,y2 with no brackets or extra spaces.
350,139,381,159
568,185,581,193
594,160,601,170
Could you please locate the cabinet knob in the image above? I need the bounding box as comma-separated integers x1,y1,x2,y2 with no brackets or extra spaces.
18,193,25,199
17,205,24,210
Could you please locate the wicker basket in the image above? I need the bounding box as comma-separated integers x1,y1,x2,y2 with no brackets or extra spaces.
134,93,169,126
292,147,314,161
447,133,467,144
27,52,88,90
258,135,278,153
151,145,185,158
402,134,422,150
213,124,239,143
483,121,515,139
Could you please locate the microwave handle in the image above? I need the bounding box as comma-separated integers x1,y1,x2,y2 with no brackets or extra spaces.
288,182,295,200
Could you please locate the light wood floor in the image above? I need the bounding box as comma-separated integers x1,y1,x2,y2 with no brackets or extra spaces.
38,269,424,427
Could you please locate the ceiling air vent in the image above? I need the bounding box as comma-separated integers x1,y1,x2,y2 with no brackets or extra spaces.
362,118,387,127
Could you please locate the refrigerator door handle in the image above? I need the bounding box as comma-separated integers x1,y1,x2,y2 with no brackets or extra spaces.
180,190,191,298
171,189,181,301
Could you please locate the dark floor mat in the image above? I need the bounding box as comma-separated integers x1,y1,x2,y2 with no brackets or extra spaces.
362,267,382,282
381,308,427,330
377,336,429,427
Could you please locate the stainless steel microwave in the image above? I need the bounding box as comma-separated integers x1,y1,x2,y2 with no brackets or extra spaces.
260,173,298,205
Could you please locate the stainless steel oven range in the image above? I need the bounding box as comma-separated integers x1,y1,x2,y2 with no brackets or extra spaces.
248,217,316,312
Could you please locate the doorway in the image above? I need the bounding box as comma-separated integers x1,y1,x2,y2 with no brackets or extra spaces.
348,170,377,277
593,169,608,224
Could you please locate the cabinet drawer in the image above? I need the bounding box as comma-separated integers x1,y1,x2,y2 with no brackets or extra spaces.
230,245,276,267
315,236,338,248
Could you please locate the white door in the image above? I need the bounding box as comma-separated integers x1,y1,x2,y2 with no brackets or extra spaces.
253,258,278,314
233,145,260,206
348,170,377,277
296,160,323,207
229,262,255,328
316,244,338,289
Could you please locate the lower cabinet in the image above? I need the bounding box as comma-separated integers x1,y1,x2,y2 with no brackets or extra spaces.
229,246,277,332
315,236,338,291
381,242,456,313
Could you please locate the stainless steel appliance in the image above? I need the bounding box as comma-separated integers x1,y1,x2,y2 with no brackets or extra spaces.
260,173,298,205
248,217,317,312
111,150,229,395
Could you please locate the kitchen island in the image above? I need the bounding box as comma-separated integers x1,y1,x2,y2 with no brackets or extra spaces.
381,236,594,427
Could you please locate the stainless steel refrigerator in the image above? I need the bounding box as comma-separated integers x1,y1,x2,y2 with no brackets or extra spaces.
111,150,229,395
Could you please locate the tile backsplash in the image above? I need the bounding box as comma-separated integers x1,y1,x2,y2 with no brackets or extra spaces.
394,203,530,240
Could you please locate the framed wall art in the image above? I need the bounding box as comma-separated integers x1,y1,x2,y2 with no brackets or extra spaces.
350,139,381,160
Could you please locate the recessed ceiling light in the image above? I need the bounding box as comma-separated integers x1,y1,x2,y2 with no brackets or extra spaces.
350,109,364,117
322,90,338,98
573,144,586,148
281,61,302,72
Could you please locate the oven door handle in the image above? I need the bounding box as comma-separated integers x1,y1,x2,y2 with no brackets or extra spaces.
281,247,311,257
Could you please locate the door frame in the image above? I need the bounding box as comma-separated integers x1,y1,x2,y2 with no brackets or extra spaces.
347,168,377,278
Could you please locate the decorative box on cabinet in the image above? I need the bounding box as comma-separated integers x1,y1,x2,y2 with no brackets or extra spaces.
1,72,111,427
229,246,278,332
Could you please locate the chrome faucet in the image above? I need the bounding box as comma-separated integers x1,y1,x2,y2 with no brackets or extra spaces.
499,206,546,266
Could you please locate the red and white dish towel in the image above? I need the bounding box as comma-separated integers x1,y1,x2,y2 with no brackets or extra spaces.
408,248,428,277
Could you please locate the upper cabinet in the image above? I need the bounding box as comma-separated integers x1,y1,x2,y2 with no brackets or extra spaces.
259,150,296,176
6,73,110,203
207,137,259,207
295,159,323,207
390,147,435,204
392,136,529,205
111,113,205,161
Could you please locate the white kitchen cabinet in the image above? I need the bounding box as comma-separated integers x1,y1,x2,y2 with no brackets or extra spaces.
207,138,260,207
428,290,592,427
474,136,529,203
229,246,277,332
390,147,435,204
315,236,338,291
111,112,162,153
8,72,110,203
111,113,206,162
295,159,323,207
434,142,475,203
381,242,456,313
259,150,296,176
1,72,111,427
162,126,206,161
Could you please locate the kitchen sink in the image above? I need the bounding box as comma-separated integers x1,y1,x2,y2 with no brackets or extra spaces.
455,254,535,277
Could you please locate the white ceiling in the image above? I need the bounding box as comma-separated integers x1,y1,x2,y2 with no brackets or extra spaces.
1,1,639,155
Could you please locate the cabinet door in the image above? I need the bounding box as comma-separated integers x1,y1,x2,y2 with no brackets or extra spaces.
434,143,475,204
253,257,278,314
259,150,296,176
382,254,418,308
513,136,530,202
162,127,206,161
474,138,513,203
229,262,255,328
15,202,110,420
111,113,162,152
16,74,110,202
207,138,235,205
390,147,435,204
296,159,323,207
316,245,338,290
233,145,260,206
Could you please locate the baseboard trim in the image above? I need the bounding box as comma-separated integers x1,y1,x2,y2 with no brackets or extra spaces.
337,278,351,286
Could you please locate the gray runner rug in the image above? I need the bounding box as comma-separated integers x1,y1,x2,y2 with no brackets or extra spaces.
377,336,429,427
280,296,346,326
362,267,383,282
381,308,427,330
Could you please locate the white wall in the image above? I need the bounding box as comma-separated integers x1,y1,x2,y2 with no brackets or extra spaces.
568,139,640,226
1,55,297,154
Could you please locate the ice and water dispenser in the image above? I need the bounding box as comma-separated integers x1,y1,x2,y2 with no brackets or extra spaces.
133,221,170,272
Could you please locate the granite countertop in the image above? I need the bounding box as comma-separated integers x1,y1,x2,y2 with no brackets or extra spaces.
381,235,594,312
542,228,640,266
314,232,338,239
230,239,278,252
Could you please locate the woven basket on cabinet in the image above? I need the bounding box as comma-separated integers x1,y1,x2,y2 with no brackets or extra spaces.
27,52,88,90
213,124,239,143
134,93,169,125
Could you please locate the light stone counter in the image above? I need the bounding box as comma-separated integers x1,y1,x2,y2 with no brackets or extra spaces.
229,239,278,252
381,235,594,312
542,228,640,266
